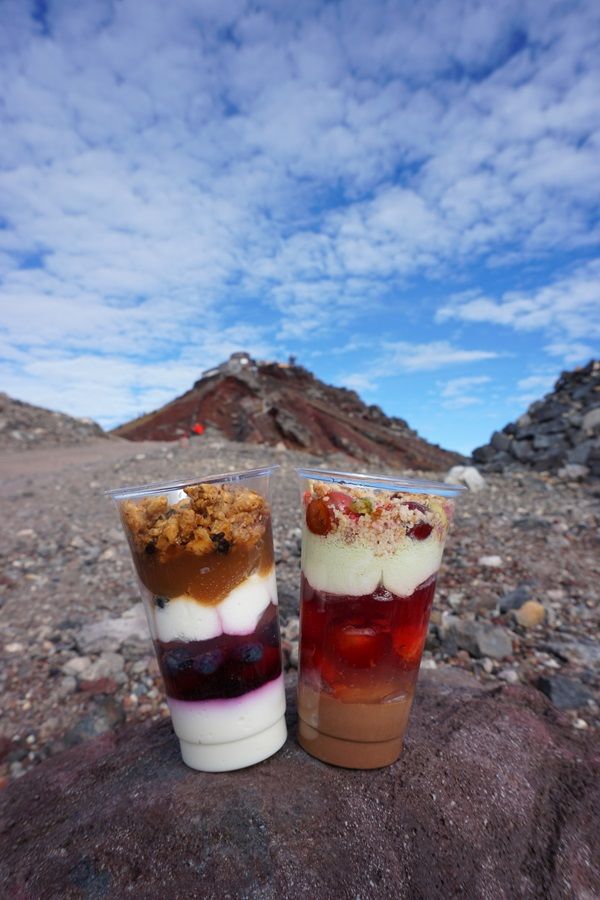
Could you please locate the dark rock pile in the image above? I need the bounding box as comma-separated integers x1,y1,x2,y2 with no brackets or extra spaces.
113,352,462,471
0,393,107,451
473,360,600,477
1,671,598,899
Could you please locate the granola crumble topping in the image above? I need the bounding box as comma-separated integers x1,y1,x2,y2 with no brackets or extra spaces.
305,481,453,554
121,483,268,561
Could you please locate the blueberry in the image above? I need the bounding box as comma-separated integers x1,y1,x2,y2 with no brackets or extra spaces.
193,649,223,675
154,596,169,609
210,532,230,554
239,642,264,664
164,648,193,676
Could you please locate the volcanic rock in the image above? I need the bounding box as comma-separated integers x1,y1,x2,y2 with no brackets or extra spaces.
473,359,600,476
112,352,462,470
0,671,598,899
536,675,595,710
0,392,107,451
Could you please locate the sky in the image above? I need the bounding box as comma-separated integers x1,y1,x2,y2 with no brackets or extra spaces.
0,0,599,455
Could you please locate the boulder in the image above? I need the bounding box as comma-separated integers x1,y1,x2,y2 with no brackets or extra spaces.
445,465,486,492
1,671,598,899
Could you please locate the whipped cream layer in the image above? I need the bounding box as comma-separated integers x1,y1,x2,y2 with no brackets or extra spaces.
168,673,285,744
301,527,443,597
149,567,277,643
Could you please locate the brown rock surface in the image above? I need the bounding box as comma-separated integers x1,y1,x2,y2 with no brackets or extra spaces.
1,670,598,900
112,352,462,470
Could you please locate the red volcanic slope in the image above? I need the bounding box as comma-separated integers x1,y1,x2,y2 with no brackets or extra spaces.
112,354,462,470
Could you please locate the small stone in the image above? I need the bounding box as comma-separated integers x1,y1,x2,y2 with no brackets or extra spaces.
5,642,24,653
448,592,464,610
582,407,600,432
420,657,437,670
478,556,503,568
499,585,530,614
445,466,486,492
557,464,589,480
78,678,118,695
482,658,494,674
62,656,92,677
98,548,115,562
573,718,588,730
536,675,594,710
58,676,77,697
452,621,513,660
514,601,546,628
498,669,519,684
282,617,300,641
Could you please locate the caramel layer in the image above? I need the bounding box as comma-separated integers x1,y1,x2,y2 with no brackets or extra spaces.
298,722,404,769
298,682,415,743
131,521,274,605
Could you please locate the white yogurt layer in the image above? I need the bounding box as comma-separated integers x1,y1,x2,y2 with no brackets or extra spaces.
168,674,286,745
301,527,443,597
150,567,277,642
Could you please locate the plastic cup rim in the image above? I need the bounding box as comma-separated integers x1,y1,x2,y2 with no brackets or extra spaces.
295,466,466,497
105,464,280,501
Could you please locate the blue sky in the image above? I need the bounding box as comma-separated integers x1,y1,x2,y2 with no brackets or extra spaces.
0,0,599,455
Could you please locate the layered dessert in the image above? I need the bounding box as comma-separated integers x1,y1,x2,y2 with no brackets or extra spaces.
117,474,286,771
297,472,459,769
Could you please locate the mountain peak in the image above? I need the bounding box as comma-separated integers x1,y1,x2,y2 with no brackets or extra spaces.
113,354,462,471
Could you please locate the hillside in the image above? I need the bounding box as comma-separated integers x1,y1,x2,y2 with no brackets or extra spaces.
113,353,462,470
0,392,107,451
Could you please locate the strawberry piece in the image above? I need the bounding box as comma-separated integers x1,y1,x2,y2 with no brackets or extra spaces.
306,498,333,535
332,625,387,668
392,624,426,667
403,501,426,513
408,522,433,540
326,491,354,513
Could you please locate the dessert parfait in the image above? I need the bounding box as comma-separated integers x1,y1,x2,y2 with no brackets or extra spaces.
109,466,286,772
296,468,464,769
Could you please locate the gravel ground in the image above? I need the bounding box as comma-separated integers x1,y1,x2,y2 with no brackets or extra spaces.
1,436,598,785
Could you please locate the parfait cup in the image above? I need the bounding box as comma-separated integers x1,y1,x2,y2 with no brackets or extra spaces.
296,468,464,769
108,466,286,772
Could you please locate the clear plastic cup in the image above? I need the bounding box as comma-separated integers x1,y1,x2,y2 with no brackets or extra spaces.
296,468,465,769
107,466,287,772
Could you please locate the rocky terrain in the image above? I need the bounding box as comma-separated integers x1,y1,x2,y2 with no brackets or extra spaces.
113,352,462,471
0,392,107,451
0,431,598,792
1,672,598,899
473,359,600,478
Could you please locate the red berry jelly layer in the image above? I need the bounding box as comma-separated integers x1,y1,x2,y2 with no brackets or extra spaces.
299,573,436,702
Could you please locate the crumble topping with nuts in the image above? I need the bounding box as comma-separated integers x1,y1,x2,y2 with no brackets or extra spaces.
122,484,269,561
304,481,453,553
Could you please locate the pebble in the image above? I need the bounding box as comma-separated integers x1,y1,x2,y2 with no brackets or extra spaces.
536,675,594,710
5,643,24,653
478,556,503,568
498,585,530,614
450,620,513,660
514,601,546,628
498,669,519,684
445,466,486,492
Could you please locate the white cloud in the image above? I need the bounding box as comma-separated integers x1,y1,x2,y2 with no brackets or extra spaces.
438,374,492,409
437,260,600,353
341,342,499,393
